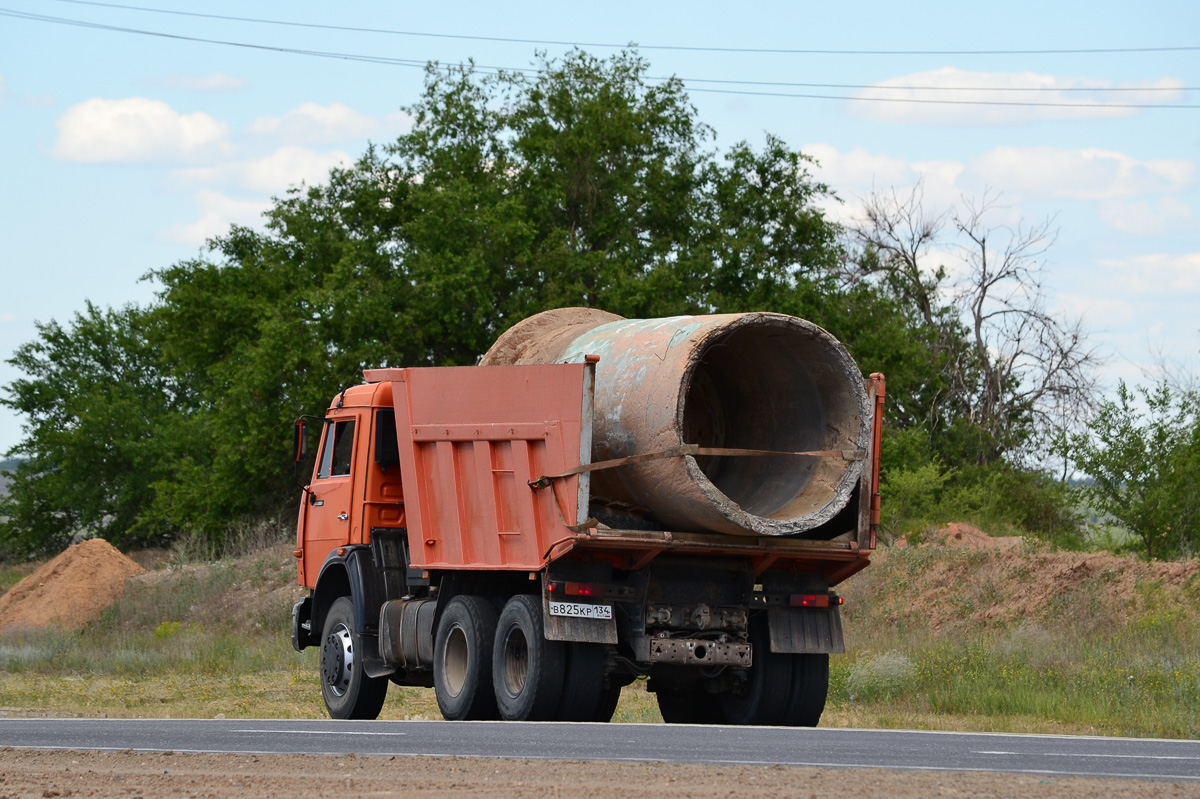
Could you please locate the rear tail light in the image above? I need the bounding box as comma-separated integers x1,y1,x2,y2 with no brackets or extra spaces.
790,593,843,608
548,581,599,597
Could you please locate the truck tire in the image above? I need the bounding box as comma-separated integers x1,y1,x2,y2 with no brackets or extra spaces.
492,594,566,721
656,687,723,724
433,595,500,721
719,620,792,726
555,642,607,721
782,652,829,727
592,683,621,722
320,596,388,720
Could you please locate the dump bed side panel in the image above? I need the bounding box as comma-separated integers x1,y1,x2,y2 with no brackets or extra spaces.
391,364,592,571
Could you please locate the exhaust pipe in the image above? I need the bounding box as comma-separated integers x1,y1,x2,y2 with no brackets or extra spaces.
482,309,870,537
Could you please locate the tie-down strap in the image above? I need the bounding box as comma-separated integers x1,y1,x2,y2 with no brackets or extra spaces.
528,443,861,491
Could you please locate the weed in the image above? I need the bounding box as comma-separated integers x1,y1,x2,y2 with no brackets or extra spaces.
846,651,916,702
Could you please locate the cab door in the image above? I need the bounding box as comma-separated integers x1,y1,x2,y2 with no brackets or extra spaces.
303,414,359,578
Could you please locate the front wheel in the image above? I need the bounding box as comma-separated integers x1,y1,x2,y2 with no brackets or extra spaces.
320,596,388,720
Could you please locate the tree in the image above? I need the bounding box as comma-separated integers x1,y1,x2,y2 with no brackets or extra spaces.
3,50,849,552
0,304,181,554
846,183,1098,467
1067,381,1200,560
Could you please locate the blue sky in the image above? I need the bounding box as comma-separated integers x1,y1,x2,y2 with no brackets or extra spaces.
1,0,1197,454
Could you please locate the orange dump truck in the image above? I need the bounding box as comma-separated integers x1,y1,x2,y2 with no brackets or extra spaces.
291,309,884,724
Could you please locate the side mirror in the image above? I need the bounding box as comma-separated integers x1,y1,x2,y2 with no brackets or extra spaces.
293,419,308,462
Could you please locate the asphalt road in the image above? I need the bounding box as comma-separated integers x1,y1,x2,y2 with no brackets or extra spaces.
0,719,1197,782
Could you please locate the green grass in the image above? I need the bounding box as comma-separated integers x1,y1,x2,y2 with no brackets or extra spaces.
826,638,1200,738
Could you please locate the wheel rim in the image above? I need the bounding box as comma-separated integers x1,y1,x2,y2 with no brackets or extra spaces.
502,625,530,694
442,624,469,697
322,623,354,698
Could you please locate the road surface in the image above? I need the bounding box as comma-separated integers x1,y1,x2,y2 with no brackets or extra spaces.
1,718,1197,782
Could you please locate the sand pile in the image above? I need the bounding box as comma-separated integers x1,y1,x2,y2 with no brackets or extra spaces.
897,522,1024,552
0,539,144,634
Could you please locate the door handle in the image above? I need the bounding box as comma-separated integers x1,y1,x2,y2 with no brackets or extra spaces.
337,513,349,521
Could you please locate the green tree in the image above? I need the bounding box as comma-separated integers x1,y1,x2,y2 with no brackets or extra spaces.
0,303,180,554
6,49,846,549
1067,381,1200,559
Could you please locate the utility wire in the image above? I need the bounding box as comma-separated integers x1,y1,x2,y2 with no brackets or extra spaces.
685,86,1197,108
2,6,1197,109
42,0,1200,56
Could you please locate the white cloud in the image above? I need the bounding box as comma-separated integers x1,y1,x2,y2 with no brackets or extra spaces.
1099,198,1193,235
155,72,248,92
53,97,230,163
848,67,1184,125
0,312,16,324
22,94,55,108
1102,252,1200,294
804,143,966,224
381,110,414,136
971,147,1193,200
251,102,384,144
172,146,353,194
160,190,272,246
1055,293,1135,328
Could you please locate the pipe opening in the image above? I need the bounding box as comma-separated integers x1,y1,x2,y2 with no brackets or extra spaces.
681,319,863,521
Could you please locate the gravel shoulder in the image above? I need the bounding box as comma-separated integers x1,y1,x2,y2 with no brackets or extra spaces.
2,749,1198,799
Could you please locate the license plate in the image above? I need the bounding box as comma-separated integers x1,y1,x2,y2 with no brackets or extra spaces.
548,600,612,620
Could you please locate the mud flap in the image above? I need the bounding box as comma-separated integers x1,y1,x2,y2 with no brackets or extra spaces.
767,606,845,654
541,586,617,644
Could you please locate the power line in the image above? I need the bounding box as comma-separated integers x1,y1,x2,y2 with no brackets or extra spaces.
2,6,1197,110
681,76,1191,93
686,86,1198,109
41,0,1200,56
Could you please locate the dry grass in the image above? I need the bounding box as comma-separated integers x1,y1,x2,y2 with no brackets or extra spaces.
1,539,1198,737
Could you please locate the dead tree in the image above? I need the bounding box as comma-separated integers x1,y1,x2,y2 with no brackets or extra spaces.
849,183,1100,467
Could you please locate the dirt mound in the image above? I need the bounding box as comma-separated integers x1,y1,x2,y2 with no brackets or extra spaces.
845,538,1200,635
898,522,1024,552
0,539,144,634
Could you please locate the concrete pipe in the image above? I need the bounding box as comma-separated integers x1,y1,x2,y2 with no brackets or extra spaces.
482,309,870,537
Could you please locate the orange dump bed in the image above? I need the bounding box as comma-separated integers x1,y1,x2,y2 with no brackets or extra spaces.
364,363,594,572
354,363,881,586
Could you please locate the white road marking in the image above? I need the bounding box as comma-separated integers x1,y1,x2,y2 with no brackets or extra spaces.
233,729,406,736
977,750,1200,761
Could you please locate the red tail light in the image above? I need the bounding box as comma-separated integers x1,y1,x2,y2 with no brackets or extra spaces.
790,593,842,608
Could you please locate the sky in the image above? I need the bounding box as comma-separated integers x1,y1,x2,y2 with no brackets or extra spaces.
0,0,1197,454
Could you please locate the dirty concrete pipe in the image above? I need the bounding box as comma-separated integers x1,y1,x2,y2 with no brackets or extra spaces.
481,309,870,537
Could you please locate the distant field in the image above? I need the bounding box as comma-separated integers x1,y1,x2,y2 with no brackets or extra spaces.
1,534,1197,737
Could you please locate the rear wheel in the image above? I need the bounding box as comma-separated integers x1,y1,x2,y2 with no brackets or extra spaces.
720,619,792,726
556,642,608,721
433,595,500,720
592,682,621,722
782,652,829,727
656,686,723,724
493,594,566,721
320,597,388,720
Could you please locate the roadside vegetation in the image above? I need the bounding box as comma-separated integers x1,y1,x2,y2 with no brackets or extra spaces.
0,533,1195,737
